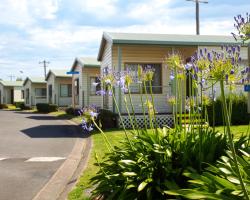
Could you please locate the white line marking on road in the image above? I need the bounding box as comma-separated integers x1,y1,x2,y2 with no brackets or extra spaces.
25,157,66,162
0,158,7,161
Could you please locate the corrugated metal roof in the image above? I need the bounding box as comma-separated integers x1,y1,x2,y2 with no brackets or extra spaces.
105,32,245,45
29,77,46,83
98,32,248,61
45,69,71,80
71,57,100,72
23,77,46,86
52,69,72,77
77,57,100,67
0,81,23,87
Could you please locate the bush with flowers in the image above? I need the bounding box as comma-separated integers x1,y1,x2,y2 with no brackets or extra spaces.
78,13,250,199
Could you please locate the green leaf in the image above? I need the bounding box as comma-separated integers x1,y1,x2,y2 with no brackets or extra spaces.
118,160,136,165
122,172,137,177
165,189,228,200
227,176,240,184
219,167,232,175
138,181,148,192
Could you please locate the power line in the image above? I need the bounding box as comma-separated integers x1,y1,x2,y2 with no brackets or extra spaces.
8,75,15,81
39,60,50,79
186,0,209,35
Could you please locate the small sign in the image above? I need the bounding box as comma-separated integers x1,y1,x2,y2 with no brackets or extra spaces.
244,85,250,92
67,71,79,75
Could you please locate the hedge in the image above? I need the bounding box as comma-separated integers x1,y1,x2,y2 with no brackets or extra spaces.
36,103,58,113
0,104,8,109
207,94,250,126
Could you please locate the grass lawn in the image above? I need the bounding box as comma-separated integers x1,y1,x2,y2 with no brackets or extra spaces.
215,125,250,137
68,124,249,200
68,129,131,200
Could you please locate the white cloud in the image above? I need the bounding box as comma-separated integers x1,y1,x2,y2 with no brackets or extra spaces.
0,0,59,28
28,0,59,20
77,0,118,18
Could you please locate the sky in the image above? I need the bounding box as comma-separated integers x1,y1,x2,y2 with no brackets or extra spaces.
0,0,249,81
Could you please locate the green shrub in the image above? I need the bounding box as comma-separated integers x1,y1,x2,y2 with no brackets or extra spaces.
166,136,250,199
0,104,8,109
97,109,118,129
65,107,74,115
14,102,25,110
91,128,229,199
49,104,58,112
65,106,80,116
207,94,250,126
36,103,58,113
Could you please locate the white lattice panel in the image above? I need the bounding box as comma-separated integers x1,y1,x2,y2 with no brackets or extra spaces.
119,114,173,129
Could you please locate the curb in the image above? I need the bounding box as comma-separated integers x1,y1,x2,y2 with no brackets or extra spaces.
32,119,92,200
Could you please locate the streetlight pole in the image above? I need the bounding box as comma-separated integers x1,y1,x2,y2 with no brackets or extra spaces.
186,0,208,35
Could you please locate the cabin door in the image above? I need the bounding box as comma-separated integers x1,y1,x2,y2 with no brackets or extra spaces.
10,89,14,104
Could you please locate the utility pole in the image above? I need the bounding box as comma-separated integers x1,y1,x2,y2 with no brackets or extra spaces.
39,60,50,79
186,0,208,35
8,75,15,81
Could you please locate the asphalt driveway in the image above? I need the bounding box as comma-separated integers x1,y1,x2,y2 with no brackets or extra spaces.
0,110,81,200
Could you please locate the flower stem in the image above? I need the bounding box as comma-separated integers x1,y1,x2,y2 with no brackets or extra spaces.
220,80,249,200
92,120,113,152
111,87,133,148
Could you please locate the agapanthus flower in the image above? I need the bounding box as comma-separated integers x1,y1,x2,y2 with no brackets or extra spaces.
232,13,250,42
80,105,99,133
167,95,176,105
81,119,94,133
191,45,246,85
202,95,211,106
164,53,184,71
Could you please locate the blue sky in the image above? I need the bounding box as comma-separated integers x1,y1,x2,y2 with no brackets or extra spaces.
0,0,249,80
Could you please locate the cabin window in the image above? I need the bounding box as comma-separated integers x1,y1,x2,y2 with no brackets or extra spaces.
26,89,29,104
74,79,79,95
60,84,72,97
21,90,24,99
90,77,101,95
35,88,46,98
124,63,162,94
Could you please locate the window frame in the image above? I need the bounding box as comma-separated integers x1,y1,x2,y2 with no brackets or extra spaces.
124,62,163,94
90,76,101,96
60,84,72,97
35,88,46,98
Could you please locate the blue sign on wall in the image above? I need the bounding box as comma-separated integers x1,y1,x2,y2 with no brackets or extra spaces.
244,85,250,92
67,71,79,75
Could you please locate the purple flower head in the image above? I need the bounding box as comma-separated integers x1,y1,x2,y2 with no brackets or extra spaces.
246,67,249,73
90,111,98,118
231,57,235,65
231,46,236,54
81,119,94,133
225,74,229,81
230,69,235,75
170,71,175,80
78,109,83,116
185,63,192,70
237,45,241,52
108,90,113,96
207,53,212,62
199,49,203,57
96,90,106,96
